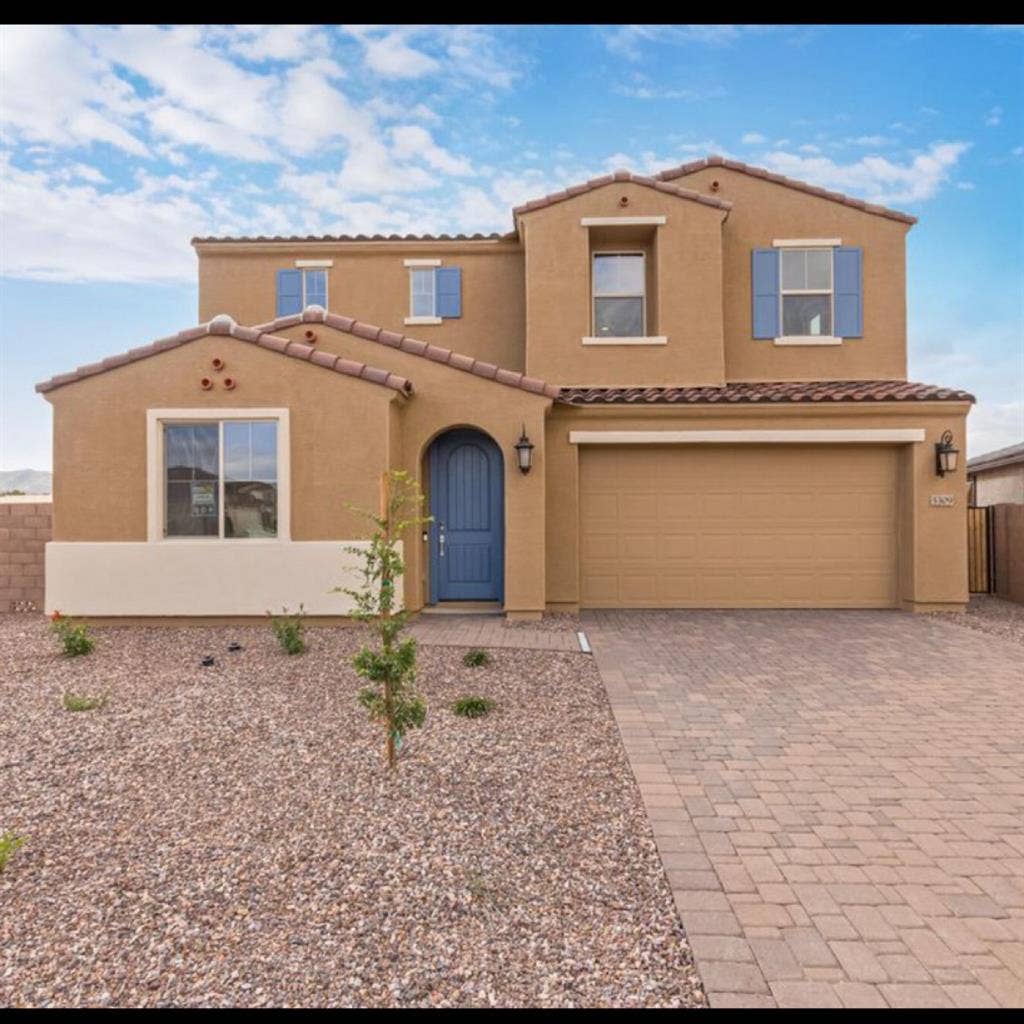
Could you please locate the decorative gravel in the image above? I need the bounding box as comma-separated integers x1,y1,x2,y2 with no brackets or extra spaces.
501,612,581,634
0,615,704,1008
937,593,1024,648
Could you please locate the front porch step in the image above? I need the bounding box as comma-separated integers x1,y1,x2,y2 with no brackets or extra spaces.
418,601,503,616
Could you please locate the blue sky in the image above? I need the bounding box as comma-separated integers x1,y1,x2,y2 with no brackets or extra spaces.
1,23,1022,470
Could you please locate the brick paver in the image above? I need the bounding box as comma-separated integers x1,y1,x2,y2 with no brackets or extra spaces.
585,609,1024,1009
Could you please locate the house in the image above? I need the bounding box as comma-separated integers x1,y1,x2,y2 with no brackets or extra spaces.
967,442,1024,506
37,155,974,619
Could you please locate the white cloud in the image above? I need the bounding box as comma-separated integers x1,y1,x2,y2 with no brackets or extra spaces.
741,132,767,145
759,142,971,205
148,104,277,162
350,28,440,78
984,105,1003,127
222,25,329,62
956,181,976,190
604,25,746,59
391,125,474,176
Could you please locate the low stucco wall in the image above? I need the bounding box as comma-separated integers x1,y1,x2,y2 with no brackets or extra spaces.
993,504,1024,605
1,498,52,611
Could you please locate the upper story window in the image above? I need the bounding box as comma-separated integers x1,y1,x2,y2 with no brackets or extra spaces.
276,267,328,316
593,253,645,337
403,261,462,325
780,248,832,337
164,419,278,538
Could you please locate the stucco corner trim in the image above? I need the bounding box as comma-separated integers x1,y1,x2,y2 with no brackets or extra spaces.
773,336,843,346
581,336,668,347
568,428,927,445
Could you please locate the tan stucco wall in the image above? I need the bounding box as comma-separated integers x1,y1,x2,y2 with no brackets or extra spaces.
665,166,910,383
971,464,1024,506
520,182,728,386
45,335,396,544
197,241,526,372
543,401,971,612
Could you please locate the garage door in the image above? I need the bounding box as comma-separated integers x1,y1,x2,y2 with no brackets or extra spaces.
579,445,898,608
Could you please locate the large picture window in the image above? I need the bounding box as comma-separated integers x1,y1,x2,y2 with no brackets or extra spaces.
780,248,833,337
164,419,278,538
593,253,645,337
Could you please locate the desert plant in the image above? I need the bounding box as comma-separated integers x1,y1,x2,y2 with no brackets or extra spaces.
62,692,107,712
50,611,95,657
0,831,27,873
452,695,494,719
462,648,491,668
269,605,306,655
338,470,431,770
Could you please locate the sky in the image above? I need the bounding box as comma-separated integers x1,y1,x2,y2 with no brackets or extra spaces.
1,23,1022,471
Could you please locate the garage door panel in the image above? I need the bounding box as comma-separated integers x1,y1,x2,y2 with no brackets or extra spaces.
579,445,898,608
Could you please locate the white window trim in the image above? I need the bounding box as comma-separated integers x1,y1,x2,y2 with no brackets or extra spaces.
580,216,667,226
773,238,842,248
406,265,438,323
294,259,333,268
778,246,834,341
403,258,442,267
569,429,926,445
773,336,842,346
404,316,443,326
581,336,668,346
592,251,646,339
298,268,328,309
146,408,291,544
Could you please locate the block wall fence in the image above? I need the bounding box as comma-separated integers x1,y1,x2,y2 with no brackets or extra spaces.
0,500,51,612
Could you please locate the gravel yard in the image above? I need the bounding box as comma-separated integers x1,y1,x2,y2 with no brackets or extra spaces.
0,615,702,1009
936,594,1024,647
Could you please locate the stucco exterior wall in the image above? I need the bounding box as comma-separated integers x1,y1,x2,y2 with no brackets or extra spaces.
667,166,910,384
519,181,727,386
971,464,1024,506
197,241,526,372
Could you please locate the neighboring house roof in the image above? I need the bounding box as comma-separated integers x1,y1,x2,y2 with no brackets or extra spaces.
192,232,512,244
655,155,917,225
35,315,413,397
967,441,1024,474
253,307,561,399
512,169,732,218
558,380,975,406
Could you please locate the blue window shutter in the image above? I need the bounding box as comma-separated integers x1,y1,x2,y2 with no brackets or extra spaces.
304,269,327,309
436,267,462,318
834,247,863,338
276,269,302,317
751,249,779,339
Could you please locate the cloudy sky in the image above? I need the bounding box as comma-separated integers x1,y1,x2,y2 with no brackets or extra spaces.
1,23,1022,470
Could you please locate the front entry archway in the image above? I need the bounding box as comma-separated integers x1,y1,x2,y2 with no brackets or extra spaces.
428,428,505,604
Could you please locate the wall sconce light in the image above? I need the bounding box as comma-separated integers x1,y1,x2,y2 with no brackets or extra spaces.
935,430,959,477
513,425,534,474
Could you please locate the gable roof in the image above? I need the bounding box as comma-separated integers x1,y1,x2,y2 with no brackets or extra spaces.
253,307,561,399
655,155,917,225
967,441,1024,473
35,315,414,397
512,169,732,218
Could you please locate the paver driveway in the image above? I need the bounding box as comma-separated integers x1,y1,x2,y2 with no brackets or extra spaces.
584,609,1024,1009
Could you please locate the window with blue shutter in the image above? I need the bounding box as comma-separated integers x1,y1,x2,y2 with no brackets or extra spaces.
436,267,462,319
276,269,302,317
304,269,327,309
834,247,863,338
751,249,780,339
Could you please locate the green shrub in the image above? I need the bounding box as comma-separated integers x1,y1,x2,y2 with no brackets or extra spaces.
49,611,95,657
452,695,494,719
0,831,27,873
462,648,491,668
269,605,306,655
62,693,107,713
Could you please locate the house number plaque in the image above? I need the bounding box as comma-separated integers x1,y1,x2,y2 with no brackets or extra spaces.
929,494,956,507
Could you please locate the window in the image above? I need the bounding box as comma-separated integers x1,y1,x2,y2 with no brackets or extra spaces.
410,268,436,317
164,420,278,538
780,248,832,337
404,264,462,323
276,268,327,316
593,253,645,337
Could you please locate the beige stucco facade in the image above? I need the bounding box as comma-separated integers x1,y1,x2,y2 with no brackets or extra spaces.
40,157,974,618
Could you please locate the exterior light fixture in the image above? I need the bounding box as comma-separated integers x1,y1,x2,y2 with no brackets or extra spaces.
513,425,534,474
935,430,959,477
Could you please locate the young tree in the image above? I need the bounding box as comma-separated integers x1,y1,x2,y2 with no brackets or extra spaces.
338,470,430,770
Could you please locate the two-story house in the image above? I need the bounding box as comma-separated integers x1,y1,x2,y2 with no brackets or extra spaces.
38,155,973,619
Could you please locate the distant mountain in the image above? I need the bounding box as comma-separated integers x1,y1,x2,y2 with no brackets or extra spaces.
0,469,52,495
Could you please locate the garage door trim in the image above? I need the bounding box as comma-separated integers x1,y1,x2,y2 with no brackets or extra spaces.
569,428,925,444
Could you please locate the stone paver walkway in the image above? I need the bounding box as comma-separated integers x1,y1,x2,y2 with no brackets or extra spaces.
410,613,580,652
585,609,1024,1009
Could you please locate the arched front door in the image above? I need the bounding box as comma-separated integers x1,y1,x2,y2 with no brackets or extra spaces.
428,428,504,603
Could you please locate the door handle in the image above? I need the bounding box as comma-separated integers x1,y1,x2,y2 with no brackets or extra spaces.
438,523,445,558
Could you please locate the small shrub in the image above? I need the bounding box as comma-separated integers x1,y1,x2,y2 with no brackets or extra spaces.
50,611,95,657
0,831,27,873
269,605,306,655
62,692,107,713
452,695,494,719
462,648,491,668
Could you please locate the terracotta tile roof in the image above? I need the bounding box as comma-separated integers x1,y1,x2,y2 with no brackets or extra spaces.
512,169,733,217
252,307,562,400
191,232,512,244
34,315,414,397
557,380,975,406
655,155,917,225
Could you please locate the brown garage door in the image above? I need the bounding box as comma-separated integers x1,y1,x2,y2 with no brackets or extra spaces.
579,445,898,608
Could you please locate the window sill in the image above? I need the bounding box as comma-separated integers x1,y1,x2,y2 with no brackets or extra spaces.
581,336,668,346
404,316,442,326
773,336,843,347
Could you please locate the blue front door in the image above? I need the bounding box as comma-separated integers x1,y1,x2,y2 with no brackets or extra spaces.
429,429,504,602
